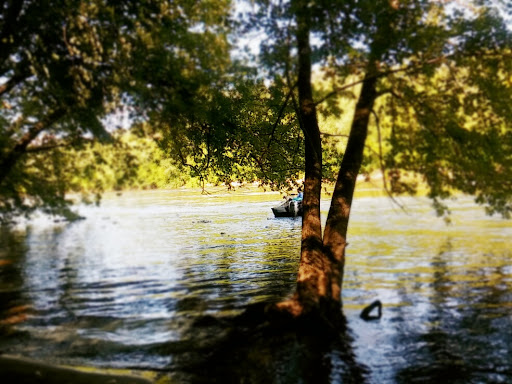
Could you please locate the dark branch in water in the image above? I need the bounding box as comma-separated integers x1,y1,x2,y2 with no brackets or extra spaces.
360,300,382,321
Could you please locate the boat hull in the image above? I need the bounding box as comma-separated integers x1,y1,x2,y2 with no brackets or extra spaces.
271,199,303,218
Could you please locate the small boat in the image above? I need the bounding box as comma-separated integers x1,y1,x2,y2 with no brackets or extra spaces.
271,197,303,218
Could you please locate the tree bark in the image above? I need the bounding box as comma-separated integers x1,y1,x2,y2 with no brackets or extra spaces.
295,5,326,312
322,61,378,304
275,1,327,316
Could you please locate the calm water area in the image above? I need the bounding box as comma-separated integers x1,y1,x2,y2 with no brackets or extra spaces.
0,189,511,383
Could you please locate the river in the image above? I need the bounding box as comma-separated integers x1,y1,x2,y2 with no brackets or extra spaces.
0,189,511,383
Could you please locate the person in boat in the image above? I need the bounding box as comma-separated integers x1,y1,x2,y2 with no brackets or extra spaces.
292,188,303,201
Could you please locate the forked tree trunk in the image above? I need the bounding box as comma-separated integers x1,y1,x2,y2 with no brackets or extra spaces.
275,1,378,319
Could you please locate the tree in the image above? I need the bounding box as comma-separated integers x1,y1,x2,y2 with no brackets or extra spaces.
232,0,512,322
0,0,232,222
155,74,306,192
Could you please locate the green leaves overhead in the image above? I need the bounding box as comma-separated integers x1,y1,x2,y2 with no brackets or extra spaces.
154,74,304,190
0,0,233,222
1,0,511,222
238,0,512,217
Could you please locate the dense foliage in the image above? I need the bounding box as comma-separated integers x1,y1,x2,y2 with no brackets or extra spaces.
0,0,232,223
1,0,511,225
238,0,512,218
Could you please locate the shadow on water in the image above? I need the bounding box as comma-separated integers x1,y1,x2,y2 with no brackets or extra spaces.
0,217,370,383
395,239,512,384
154,306,370,384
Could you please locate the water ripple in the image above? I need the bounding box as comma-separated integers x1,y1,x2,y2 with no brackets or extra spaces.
0,192,511,381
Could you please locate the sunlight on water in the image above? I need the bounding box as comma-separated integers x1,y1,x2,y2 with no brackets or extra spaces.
0,190,511,382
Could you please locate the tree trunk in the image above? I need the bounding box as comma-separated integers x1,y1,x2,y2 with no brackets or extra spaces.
322,61,378,305
274,0,328,317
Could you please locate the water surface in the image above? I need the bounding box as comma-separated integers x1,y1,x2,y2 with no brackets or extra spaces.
0,190,510,383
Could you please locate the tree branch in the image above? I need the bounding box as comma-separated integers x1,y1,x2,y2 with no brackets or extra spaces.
320,132,349,138
0,108,66,184
24,137,95,153
318,48,511,107
371,109,406,212
315,55,449,106
0,68,30,97
266,82,297,150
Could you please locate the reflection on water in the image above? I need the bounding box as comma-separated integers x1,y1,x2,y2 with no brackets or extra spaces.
0,190,511,383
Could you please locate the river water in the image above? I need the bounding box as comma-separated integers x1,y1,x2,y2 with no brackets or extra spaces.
0,189,511,383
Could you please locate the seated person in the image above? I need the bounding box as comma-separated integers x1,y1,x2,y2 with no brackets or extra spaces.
292,188,303,201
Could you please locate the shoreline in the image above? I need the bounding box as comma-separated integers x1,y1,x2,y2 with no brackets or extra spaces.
0,354,155,384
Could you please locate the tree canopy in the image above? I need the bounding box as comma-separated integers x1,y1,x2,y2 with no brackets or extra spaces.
0,0,232,222
1,1,511,229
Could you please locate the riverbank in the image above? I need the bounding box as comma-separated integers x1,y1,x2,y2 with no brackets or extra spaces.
0,355,156,384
